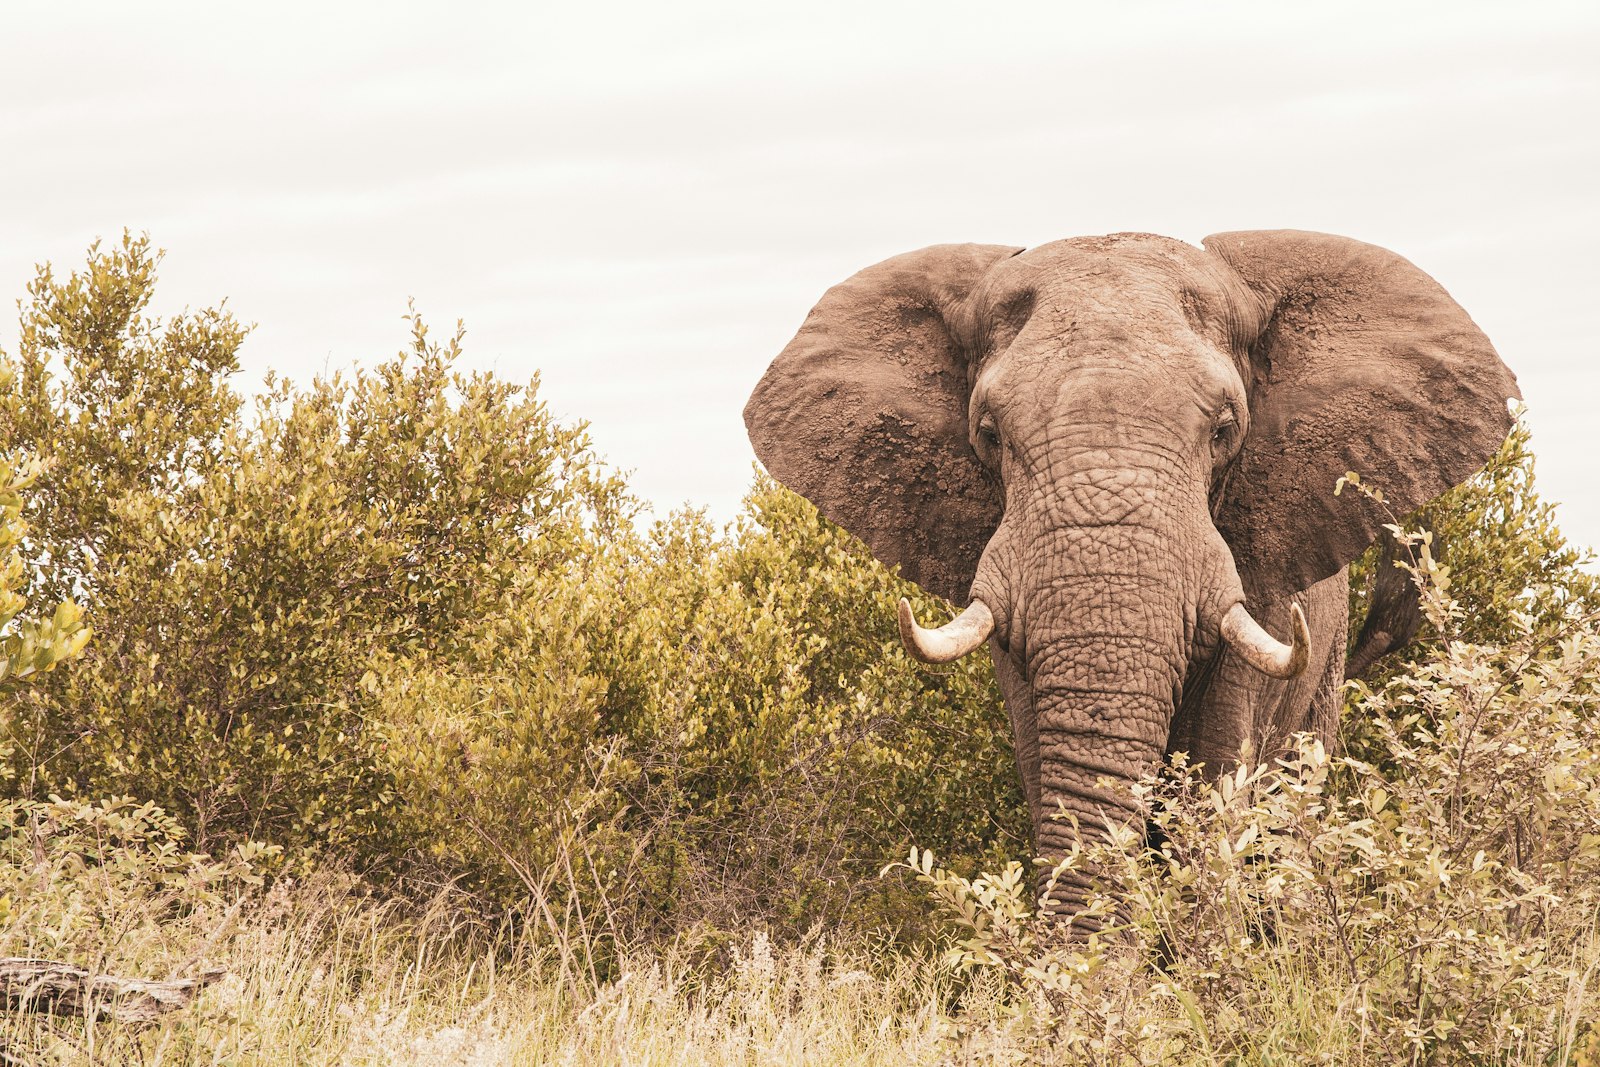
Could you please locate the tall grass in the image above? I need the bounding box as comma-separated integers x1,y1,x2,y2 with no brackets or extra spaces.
0,866,972,1065
4,864,1597,1065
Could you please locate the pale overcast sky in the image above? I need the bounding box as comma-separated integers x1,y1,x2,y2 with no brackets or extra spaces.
3,2,1597,554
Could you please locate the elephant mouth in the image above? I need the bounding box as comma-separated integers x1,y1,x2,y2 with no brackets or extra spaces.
898,594,1308,679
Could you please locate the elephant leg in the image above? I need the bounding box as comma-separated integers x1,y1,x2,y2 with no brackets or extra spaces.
1254,571,1350,758
1305,591,1351,750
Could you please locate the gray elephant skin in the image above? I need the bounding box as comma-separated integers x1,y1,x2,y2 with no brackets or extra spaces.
743,230,1519,907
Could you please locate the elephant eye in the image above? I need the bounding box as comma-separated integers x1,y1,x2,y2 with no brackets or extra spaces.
976,415,1001,451
1211,409,1238,447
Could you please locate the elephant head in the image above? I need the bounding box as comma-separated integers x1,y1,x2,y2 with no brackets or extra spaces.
744,230,1518,904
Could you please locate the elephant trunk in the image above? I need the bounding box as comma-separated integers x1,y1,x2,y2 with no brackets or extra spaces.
1017,522,1307,918
1029,606,1187,915
975,516,1182,901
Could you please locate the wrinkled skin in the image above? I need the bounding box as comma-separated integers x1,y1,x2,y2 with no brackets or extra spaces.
745,231,1518,908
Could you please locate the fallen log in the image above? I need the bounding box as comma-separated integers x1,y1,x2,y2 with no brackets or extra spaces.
0,958,223,1023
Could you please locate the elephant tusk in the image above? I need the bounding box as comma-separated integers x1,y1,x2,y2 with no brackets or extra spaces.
898,598,995,665
1220,601,1310,680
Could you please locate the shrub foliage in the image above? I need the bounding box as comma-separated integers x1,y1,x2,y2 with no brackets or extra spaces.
0,235,1021,942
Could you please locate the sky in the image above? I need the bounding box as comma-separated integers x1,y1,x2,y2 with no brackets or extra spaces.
2,1,1597,555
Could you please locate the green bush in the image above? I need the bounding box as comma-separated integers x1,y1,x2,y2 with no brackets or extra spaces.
0,236,1022,942
0,233,628,859
0,452,90,707
369,476,1024,941
589,481,1021,936
1348,410,1600,676
0,361,93,781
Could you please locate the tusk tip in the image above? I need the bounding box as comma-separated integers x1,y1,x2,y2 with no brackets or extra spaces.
1221,599,1311,680
898,597,994,666
896,596,916,641
1284,602,1310,678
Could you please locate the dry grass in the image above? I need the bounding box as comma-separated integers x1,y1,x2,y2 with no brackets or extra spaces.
0,870,977,1066
4,864,1598,1066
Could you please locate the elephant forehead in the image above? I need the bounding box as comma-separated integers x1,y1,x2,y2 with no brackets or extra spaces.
997,233,1220,293
976,314,1244,426
973,236,1247,352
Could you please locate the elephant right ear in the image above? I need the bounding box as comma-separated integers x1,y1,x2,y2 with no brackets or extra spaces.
1205,230,1520,606
744,244,1020,604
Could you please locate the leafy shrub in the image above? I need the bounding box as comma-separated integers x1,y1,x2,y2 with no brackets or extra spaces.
0,236,1023,942
370,476,1024,942
363,556,640,941
0,234,629,861
0,363,93,782
1348,409,1600,678
0,794,271,962
589,482,1022,937
0,455,90,705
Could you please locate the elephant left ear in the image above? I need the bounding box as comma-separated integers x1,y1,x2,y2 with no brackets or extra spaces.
1204,230,1520,606
744,244,1019,604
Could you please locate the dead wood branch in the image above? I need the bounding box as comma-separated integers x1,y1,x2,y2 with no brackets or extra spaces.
0,958,223,1023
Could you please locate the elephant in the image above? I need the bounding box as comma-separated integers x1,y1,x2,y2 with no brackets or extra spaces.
743,230,1519,910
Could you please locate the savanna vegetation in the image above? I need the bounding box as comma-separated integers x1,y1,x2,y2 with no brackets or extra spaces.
2,234,1598,1064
